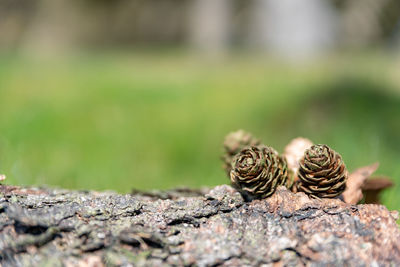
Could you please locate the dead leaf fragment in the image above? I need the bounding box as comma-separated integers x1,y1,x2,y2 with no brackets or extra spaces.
362,176,393,204
283,137,313,183
342,162,379,204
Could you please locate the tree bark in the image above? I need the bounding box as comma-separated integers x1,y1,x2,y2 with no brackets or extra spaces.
0,184,399,266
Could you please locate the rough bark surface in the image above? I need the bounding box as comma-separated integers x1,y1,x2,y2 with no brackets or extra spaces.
0,184,399,266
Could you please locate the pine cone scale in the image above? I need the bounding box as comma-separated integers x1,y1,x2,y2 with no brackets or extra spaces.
305,161,321,171
329,162,344,176
310,169,331,177
299,162,317,174
299,176,325,184
257,177,276,191
309,185,329,192
320,173,344,185
333,183,345,190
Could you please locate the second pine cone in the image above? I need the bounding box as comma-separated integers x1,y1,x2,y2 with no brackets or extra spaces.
297,144,348,198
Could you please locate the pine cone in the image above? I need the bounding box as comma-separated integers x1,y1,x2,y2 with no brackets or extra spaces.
230,145,289,199
222,130,260,175
297,144,348,198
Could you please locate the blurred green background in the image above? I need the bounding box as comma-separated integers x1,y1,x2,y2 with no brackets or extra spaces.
0,1,400,211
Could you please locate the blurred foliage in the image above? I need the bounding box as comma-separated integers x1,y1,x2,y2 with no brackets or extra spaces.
0,50,399,210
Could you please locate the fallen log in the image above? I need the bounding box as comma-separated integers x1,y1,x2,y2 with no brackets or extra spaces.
0,184,399,266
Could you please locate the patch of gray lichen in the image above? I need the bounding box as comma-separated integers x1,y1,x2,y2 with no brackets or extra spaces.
0,185,399,266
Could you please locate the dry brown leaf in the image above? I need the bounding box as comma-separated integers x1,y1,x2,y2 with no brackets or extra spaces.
362,176,393,190
342,162,379,204
362,176,394,204
283,137,313,183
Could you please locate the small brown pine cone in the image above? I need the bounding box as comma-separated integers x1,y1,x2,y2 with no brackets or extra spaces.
222,130,260,176
230,146,289,199
297,144,348,198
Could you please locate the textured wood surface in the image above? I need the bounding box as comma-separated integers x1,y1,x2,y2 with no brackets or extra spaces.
0,184,399,266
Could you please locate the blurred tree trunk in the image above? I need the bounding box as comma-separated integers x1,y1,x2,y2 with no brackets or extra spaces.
20,0,83,55
340,0,389,47
187,0,232,53
0,0,38,50
247,0,337,60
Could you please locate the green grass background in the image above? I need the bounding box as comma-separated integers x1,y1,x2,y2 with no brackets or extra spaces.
0,51,399,210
